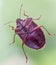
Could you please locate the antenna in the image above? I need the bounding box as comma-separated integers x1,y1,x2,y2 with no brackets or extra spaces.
19,4,23,18
0,4,23,31
3,4,23,26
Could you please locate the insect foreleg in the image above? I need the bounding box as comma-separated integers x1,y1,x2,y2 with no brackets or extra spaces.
8,25,20,30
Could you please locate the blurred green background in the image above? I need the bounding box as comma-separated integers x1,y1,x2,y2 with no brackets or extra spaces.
0,0,56,65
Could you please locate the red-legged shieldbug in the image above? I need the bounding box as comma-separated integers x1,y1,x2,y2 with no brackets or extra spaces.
6,4,55,63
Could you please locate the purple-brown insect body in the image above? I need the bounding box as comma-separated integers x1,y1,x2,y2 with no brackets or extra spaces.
15,18,46,50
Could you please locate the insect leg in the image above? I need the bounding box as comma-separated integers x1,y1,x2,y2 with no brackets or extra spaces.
31,25,55,36
23,11,29,18
22,41,28,63
8,25,20,30
8,25,20,45
7,25,16,45
10,32,26,45
26,15,41,28
33,15,41,20
23,11,29,26
24,19,33,28
8,25,15,30
10,33,16,45
8,25,27,45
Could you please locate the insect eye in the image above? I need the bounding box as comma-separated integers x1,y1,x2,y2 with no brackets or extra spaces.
16,18,20,24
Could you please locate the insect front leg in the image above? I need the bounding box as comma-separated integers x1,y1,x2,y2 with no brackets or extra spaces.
8,25,16,44
8,25,20,30
30,25,55,36
8,25,21,44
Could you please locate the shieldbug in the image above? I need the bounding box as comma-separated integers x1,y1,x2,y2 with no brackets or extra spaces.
6,4,55,63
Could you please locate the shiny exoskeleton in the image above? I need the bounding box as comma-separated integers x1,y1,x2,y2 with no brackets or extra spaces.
15,18,45,50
